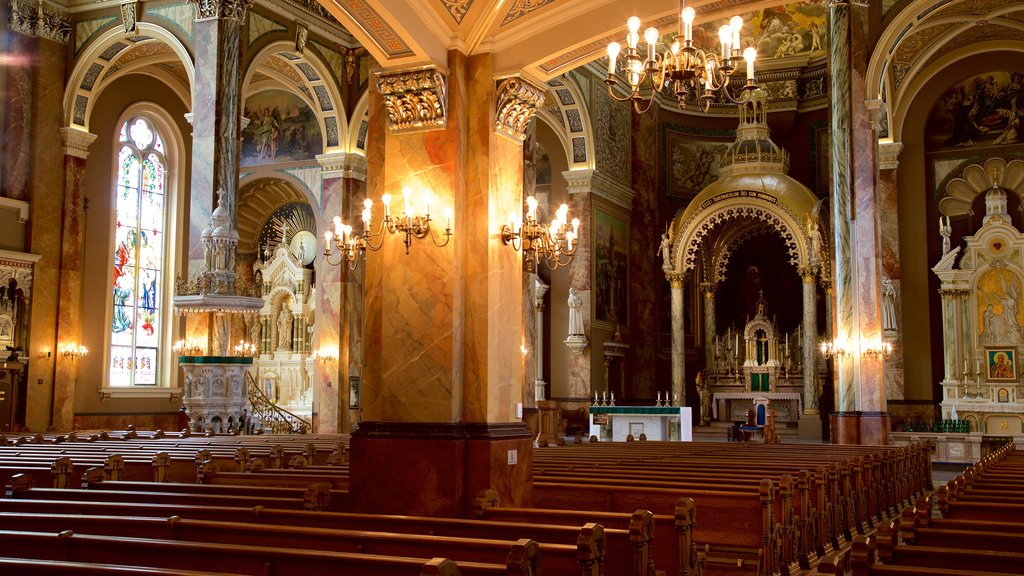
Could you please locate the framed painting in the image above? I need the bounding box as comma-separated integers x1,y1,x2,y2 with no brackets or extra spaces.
348,376,361,410
594,210,628,324
997,388,1010,403
986,348,1017,381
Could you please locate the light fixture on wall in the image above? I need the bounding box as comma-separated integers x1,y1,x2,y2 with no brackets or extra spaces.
311,349,337,364
501,196,579,271
232,340,257,357
61,343,89,360
861,341,894,360
605,1,758,113
819,340,850,360
325,188,453,267
172,339,204,356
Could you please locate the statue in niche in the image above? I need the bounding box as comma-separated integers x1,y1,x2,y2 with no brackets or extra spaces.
277,308,293,351
697,370,712,425
881,276,898,331
568,288,585,336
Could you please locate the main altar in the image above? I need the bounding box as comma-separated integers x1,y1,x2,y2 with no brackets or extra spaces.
933,160,1024,437
588,405,693,441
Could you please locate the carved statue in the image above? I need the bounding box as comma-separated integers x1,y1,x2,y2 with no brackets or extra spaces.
939,216,952,255
881,276,898,331
657,230,673,271
277,308,293,351
697,370,712,425
568,287,585,336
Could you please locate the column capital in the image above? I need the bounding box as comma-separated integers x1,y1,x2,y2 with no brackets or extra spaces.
864,99,884,132
798,265,819,283
533,276,549,307
189,0,253,22
495,76,545,142
376,67,447,133
702,284,715,299
562,168,594,194
938,288,959,301
9,0,71,44
316,151,367,181
878,141,904,171
60,127,98,159
666,273,685,289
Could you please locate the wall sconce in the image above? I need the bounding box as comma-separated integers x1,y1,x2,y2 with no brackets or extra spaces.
819,340,849,360
862,341,894,360
311,350,337,364
61,344,89,360
173,339,204,356
501,196,579,270
325,188,453,267
232,340,257,357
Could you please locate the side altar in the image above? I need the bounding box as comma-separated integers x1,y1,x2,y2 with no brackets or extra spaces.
589,406,693,441
933,161,1024,437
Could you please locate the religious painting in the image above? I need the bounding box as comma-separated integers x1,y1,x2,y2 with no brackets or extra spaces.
690,2,826,62
976,268,1024,347
348,376,360,410
986,348,1016,382
664,131,729,199
926,71,1024,151
997,387,1010,403
629,423,644,439
594,210,628,324
241,89,323,166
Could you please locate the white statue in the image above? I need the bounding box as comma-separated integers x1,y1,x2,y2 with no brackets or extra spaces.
277,309,293,350
657,230,673,271
568,287,585,336
939,216,952,255
881,276,898,331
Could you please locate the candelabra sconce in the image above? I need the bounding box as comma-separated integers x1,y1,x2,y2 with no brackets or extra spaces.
605,6,758,114
311,350,337,365
501,196,580,271
324,188,453,268
861,341,894,360
232,340,257,357
819,340,850,360
172,339,204,357
60,344,89,360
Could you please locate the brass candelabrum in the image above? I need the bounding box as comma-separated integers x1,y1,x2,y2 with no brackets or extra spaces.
500,196,579,271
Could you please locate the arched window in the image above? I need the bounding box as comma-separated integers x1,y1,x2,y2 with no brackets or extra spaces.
110,117,167,387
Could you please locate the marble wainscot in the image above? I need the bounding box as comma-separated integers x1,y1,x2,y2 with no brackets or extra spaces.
589,405,693,441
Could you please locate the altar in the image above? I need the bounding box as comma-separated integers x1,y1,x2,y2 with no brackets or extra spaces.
712,392,803,422
588,406,693,442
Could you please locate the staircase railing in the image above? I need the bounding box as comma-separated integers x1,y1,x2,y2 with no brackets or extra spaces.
246,371,311,434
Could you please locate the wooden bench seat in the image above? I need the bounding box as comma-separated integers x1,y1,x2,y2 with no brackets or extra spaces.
0,557,245,576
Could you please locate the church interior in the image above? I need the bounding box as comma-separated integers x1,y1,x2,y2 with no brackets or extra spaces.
0,0,1022,574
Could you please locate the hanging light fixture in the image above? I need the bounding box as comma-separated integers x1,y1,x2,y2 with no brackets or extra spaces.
605,1,758,113
501,195,579,271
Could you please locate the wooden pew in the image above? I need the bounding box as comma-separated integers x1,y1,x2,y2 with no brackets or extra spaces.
0,557,246,576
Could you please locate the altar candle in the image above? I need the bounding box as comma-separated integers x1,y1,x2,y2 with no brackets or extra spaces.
610,392,615,402
736,334,739,352
603,391,607,402
976,359,981,374
964,360,968,373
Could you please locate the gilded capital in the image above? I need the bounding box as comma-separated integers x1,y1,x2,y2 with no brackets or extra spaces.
376,68,448,133
798,266,819,283
495,77,545,141
667,273,684,289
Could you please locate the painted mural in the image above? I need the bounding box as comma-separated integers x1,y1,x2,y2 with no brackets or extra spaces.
928,72,1024,151
595,210,628,325
663,128,730,199
242,89,323,166
692,2,827,61
977,267,1024,347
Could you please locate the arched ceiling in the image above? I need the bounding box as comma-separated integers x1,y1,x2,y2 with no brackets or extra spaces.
237,178,311,255
316,0,796,80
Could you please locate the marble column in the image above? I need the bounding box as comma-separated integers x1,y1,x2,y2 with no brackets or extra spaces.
314,151,366,433
50,128,96,430
533,277,549,402
703,285,716,371
563,169,594,401
352,54,539,517
186,0,252,277
800,267,819,413
939,289,958,381
878,141,904,400
829,0,856,415
668,273,686,406
958,290,973,379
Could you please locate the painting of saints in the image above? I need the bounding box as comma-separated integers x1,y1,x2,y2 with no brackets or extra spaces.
987,349,1017,381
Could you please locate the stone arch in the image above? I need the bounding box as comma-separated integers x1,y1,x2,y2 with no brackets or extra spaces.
242,40,347,152
65,22,195,131
237,176,320,255
534,75,593,170
348,88,370,154
939,158,1024,218
669,194,809,276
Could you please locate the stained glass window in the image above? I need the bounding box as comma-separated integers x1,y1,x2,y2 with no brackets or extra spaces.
110,117,165,387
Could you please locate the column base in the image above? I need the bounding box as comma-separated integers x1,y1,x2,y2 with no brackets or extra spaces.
829,411,891,445
349,421,533,517
798,414,823,441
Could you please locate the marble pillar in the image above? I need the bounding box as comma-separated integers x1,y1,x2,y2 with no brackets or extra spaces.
800,267,819,413
351,53,535,517
52,129,97,430
829,1,856,414
939,289,957,381
669,273,685,406
533,277,549,403
958,290,973,378
703,286,715,371
563,169,593,401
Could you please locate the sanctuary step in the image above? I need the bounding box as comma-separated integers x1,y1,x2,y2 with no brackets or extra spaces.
692,420,801,442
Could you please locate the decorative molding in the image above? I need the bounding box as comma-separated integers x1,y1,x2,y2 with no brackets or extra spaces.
878,141,904,171
501,0,555,27
0,199,31,224
376,68,447,133
295,21,309,53
316,151,367,181
189,0,252,22
439,0,473,24
666,273,685,289
8,0,71,44
589,169,636,211
119,0,138,35
60,127,98,160
495,77,545,142
864,98,884,132
189,0,219,21
561,168,594,195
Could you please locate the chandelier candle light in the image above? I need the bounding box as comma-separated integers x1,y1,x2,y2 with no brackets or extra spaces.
606,1,758,113
324,187,453,267
501,196,579,270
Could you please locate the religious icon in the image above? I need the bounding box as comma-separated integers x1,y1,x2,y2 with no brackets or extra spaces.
348,377,361,410
997,388,1010,403
986,348,1017,381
